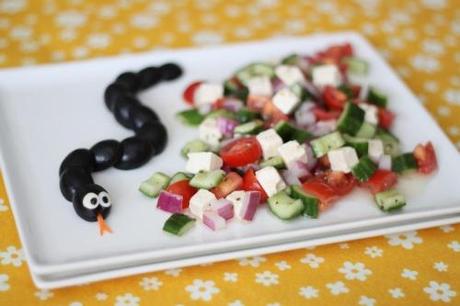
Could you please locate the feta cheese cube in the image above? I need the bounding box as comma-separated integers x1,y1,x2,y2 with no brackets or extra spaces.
327,147,359,173
359,103,378,125
194,83,223,106
272,87,300,114
247,76,273,96
312,64,341,87
199,118,222,149
277,140,308,168
275,65,305,86
256,129,283,159
226,190,246,219
189,189,216,219
186,152,223,174
378,154,392,170
368,139,384,163
255,166,286,197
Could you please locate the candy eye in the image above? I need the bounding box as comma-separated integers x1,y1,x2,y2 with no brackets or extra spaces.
82,192,99,210
98,191,111,208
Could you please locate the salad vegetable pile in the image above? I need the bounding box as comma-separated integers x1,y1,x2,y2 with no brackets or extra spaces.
139,43,438,236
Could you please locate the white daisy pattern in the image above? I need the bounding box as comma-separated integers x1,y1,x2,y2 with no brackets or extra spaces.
139,276,162,291
185,279,220,301
228,300,244,306
300,253,324,268
364,246,383,258
448,240,460,252
389,288,405,299
410,54,440,72
299,286,319,299
238,256,266,267
0,274,10,291
223,272,238,283
0,198,8,211
444,89,460,105
338,261,372,281
423,281,457,302
191,31,224,46
255,271,279,287
359,295,376,306
86,33,111,49
433,261,448,272
114,293,140,306
401,268,418,280
164,268,182,277
35,289,54,301
326,281,349,295
95,292,108,301
0,246,25,267
385,231,423,249
275,260,291,271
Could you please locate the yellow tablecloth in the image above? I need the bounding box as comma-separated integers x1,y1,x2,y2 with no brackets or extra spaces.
1,0,459,305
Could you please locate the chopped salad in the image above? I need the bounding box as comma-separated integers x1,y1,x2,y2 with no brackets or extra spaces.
139,43,438,236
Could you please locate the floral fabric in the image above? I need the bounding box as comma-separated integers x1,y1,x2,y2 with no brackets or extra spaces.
0,0,459,305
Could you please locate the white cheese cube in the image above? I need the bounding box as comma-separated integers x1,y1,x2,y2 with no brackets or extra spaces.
275,65,305,86
255,166,286,197
189,189,216,219
186,152,223,174
368,139,384,163
199,118,222,149
378,154,392,170
226,190,246,220
312,64,341,87
277,140,308,168
359,103,378,125
272,87,300,114
327,147,359,173
247,76,273,96
194,83,223,106
256,128,283,159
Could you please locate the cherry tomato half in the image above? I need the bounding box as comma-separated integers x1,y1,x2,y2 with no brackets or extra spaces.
302,177,339,211
413,142,438,174
312,107,341,121
378,107,395,130
323,86,348,111
324,171,357,196
242,168,268,203
165,179,197,209
362,169,398,194
211,172,243,199
183,81,203,105
219,137,262,168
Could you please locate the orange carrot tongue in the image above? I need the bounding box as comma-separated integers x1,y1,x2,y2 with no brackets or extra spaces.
97,214,113,236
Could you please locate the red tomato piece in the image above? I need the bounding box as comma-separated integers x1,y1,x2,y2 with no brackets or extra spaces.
302,177,339,211
262,101,289,126
324,171,357,196
165,179,198,209
378,108,395,129
323,86,348,111
211,172,243,199
312,107,341,121
413,142,438,174
220,137,262,168
242,168,268,203
362,169,398,194
247,95,271,112
183,81,203,105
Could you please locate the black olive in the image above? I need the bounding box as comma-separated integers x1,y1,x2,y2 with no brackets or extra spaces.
113,95,140,129
90,139,122,171
59,167,94,202
138,66,162,90
59,148,94,175
130,104,159,130
160,63,183,80
104,83,128,111
115,72,139,93
73,184,111,222
135,121,167,155
114,136,154,170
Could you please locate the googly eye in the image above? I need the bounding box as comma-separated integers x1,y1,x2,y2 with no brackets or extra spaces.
82,192,99,210
98,191,111,208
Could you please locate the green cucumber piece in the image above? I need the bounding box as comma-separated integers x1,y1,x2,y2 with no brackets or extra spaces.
355,122,376,139
338,84,355,99
274,121,312,143
337,102,365,136
281,54,299,65
352,156,377,182
176,109,205,126
163,213,196,236
234,120,264,135
189,170,225,189
205,109,236,120
139,172,170,198
374,189,406,211
367,87,388,108
392,153,417,174
235,107,260,123
267,190,304,220
290,185,319,218
375,128,400,157
224,79,249,102
260,156,286,169
181,139,209,158
343,57,369,75
310,131,345,157
290,83,311,101
342,134,369,157
236,63,275,85
169,172,192,185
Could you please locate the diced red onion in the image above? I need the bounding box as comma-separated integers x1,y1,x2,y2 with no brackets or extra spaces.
379,155,392,170
222,98,244,112
281,169,301,185
303,143,317,170
272,77,285,92
287,161,311,180
217,117,238,138
302,79,321,99
309,119,337,137
209,199,234,220
295,102,316,127
236,191,260,221
297,57,311,74
157,191,183,213
203,212,226,231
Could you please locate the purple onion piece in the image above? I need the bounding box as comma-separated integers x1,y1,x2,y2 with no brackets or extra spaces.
203,212,226,231
288,161,311,180
295,102,316,127
281,169,301,185
217,117,238,138
222,98,244,112
157,191,183,213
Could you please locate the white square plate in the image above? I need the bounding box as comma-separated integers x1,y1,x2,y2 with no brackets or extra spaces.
1,32,459,289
